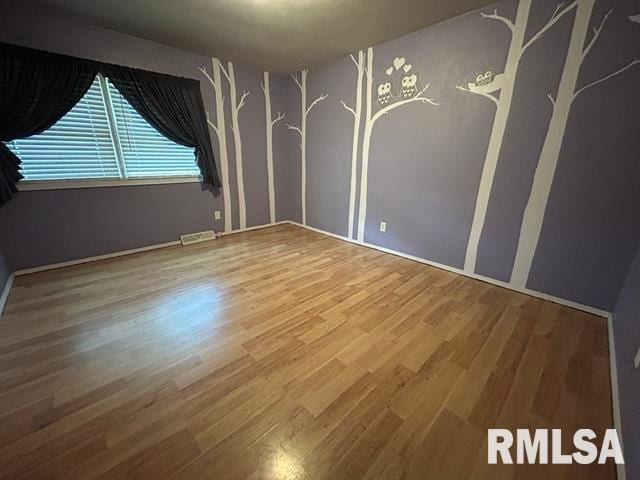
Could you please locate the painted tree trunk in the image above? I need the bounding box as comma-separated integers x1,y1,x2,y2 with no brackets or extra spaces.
228,62,247,230
347,51,365,239
212,59,232,233
300,71,308,225
263,72,276,224
463,0,532,273
356,47,374,242
511,0,596,288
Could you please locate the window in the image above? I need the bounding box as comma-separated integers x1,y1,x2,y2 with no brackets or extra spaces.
8,77,120,181
107,82,199,178
6,74,199,188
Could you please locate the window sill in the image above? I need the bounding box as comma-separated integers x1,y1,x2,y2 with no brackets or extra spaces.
17,176,201,191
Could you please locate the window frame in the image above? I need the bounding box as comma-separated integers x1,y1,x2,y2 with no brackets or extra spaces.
15,73,201,191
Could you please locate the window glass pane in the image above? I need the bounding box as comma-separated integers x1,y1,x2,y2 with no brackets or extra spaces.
107,81,199,178
7,77,120,181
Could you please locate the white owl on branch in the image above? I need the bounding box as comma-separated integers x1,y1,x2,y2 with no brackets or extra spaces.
374,56,437,110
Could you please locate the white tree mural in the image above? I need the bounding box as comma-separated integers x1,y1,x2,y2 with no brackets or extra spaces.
287,70,328,225
198,60,250,230
340,50,365,240
511,2,640,287
226,63,250,230
198,58,232,232
457,0,578,274
356,47,439,242
261,72,285,224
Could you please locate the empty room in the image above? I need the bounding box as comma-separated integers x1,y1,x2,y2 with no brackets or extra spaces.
0,0,638,478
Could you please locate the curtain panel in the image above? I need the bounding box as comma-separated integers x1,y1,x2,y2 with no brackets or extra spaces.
102,64,220,190
0,43,98,204
0,42,220,207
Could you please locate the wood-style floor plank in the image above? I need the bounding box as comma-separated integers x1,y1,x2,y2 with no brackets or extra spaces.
0,224,615,479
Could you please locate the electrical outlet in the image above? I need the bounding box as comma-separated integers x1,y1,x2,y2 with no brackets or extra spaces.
379,221,387,232
214,211,221,220
635,346,640,369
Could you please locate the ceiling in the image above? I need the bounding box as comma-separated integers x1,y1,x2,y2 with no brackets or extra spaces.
33,0,497,73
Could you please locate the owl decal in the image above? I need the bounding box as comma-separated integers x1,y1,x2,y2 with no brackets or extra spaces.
377,82,392,106
401,74,418,98
375,57,424,107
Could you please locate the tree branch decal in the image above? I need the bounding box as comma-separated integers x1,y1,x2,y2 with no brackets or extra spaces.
371,84,438,124
237,91,249,112
480,9,515,32
271,111,285,127
215,58,232,83
286,124,303,137
455,84,499,106
522,1,578,53
574,59,640,99
204,111,219,137
582,9,612,61
198,66,218,94
198,59,232,232
340,100,357,117
291,72,304,91
306,94,328,116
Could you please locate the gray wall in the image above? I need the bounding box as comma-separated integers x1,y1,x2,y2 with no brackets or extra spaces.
612,244,640,478
293,0,640,311
0,7,290,271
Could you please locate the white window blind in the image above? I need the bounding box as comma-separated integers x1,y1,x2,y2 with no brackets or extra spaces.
8,77,120,181
5,74,200,184
107,81,199,178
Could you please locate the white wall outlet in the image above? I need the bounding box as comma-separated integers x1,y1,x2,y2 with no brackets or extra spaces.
634,346,640,369
214,211,221,220
379,221,387,232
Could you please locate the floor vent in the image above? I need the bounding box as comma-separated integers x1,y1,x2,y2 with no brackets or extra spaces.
180,230,216,246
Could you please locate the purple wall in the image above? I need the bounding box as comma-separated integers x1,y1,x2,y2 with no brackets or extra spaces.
612,244,640,478
292,0,640,311
0,7,290,271
0,184,217,271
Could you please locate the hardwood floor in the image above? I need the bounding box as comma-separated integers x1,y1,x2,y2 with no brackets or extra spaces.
0,224,615,479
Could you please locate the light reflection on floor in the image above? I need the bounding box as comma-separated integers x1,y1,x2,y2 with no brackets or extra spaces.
268,449,308,480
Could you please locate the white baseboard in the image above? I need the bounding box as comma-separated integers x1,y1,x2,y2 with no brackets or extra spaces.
607,314,626,480
14,240,182,276
220,221,289,237
284,221,610,318
0,273,14,316
13,221,289,277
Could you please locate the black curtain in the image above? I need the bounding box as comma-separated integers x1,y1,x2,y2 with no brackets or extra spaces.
0,42,221,207
102,64,221,190
0,43,98,205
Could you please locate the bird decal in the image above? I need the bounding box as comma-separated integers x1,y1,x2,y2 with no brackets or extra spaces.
630,14,640,23
467,70,503,94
